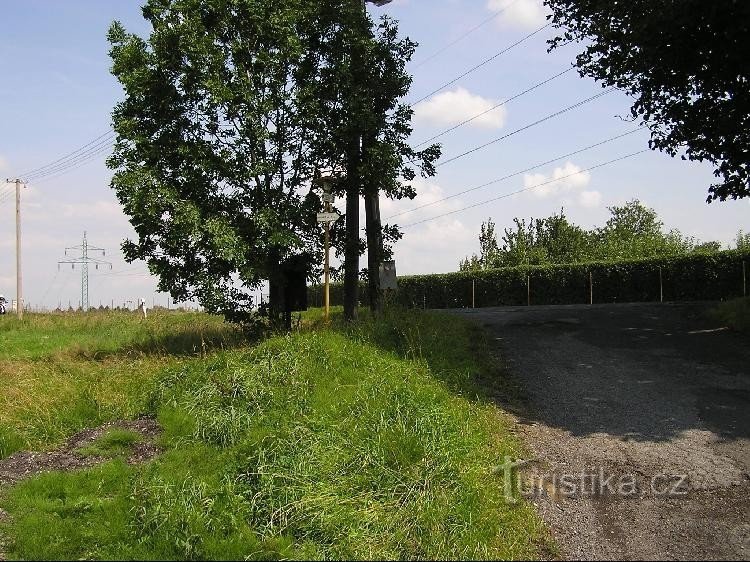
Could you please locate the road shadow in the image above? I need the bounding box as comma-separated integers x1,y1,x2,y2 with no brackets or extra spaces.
449,302,750,443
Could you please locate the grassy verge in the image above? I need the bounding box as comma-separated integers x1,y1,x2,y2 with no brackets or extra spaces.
711,297,750,332
0,308,549,560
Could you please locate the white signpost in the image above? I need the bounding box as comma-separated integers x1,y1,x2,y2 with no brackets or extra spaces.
317,212,341,223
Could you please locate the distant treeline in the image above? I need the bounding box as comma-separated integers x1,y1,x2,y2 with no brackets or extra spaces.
459,200,749,271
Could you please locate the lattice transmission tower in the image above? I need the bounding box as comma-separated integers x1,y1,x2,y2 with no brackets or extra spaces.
58,232,111,311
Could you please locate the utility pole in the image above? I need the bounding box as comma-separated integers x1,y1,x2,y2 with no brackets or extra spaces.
58,232,111,312
5,179,24,319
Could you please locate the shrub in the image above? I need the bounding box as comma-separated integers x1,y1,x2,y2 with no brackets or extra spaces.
310,250,750,308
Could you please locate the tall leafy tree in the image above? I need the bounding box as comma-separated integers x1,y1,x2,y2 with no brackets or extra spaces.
734,230,750,252
108,0,328,325
545,0,750,202
108,0,437,326
459,218,500,271
593,200,694,260
297,3,439,319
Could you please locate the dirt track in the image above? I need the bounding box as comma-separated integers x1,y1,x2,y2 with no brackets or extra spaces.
454,302,750,561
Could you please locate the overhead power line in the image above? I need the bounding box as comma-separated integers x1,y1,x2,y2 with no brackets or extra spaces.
413,66,575,148
0,187,16,206
401,149,648,229
388,127,645,221
18,130,113,179
408,22,551,108
438,88,615,167
26,135,114,182
411,0,521,70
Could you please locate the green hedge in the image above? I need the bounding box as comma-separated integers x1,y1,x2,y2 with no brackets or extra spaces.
309,250,750,309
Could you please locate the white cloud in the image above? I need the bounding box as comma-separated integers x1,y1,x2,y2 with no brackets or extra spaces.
381,177,465,222
578,190,603,208
488,0,548,29
524,161,591,199
413,87,507,129
379,178,473,275
60,200,124,220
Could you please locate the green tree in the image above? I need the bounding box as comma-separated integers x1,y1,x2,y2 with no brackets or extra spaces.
298,3,439,318
531,211,592,264
462,210,591,270
108,0,324,325
592,200,694,260
459,218,500,271
545,0,750,202
736,230,750,251
108,0,436,326
461,202,722,270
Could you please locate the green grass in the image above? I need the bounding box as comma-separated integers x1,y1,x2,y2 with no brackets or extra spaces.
0,310,247,458
77,429,143,458
712,297,750,332
0,309,245,360
0,308,550,560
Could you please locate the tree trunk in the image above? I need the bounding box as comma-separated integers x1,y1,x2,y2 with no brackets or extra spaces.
268,267,290,331
343,142,361,322
364,185,383,314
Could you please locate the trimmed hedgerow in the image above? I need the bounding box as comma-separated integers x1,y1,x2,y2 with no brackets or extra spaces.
310,250,750,309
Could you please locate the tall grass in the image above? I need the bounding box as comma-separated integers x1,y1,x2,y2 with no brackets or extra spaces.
0,308,550,559
712,297,750,332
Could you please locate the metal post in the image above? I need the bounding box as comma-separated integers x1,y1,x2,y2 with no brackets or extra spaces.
81,232,89,312
472,279,475,309
743,260,747,298
659,266,663,303
527,274,531,306
589,271,593,305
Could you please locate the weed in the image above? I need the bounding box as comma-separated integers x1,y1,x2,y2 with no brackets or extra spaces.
712,297,750,332
78,429,143,458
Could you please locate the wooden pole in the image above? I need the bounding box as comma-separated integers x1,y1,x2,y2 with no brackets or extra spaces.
743,260,746,297
472,279,475,309
14,179,22,319
589,271,593,305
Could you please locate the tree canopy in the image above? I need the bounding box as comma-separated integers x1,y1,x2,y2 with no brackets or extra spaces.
545,0,750,202
108,0,436,325
460,200,723,270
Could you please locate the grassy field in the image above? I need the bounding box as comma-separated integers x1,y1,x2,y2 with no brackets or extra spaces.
0,310,244,458
0,308,550,560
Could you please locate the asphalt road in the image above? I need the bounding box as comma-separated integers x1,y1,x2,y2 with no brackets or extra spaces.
452,302,750,561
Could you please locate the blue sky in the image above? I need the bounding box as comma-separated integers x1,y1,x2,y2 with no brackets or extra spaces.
0,0,748,310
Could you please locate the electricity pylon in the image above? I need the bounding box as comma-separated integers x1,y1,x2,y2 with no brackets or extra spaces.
58,232,111,311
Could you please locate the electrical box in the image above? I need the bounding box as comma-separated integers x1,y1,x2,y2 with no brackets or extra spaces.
269,254,309,312
379,260,398,291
